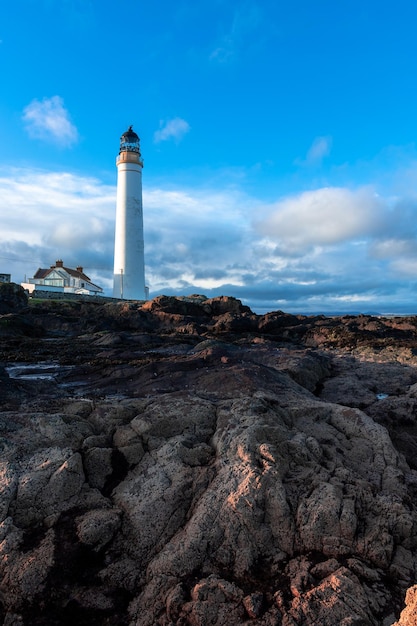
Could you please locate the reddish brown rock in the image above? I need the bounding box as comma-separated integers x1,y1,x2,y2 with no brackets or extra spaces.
393,585,417,626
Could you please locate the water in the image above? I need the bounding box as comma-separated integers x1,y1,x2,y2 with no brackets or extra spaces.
6,362,69,381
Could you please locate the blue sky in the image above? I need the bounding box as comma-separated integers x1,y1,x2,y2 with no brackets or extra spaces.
2,0,417,313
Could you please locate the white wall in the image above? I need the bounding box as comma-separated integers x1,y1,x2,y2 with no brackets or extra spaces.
113,158,146,300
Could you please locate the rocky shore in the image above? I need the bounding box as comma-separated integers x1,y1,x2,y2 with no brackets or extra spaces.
1,284,417,625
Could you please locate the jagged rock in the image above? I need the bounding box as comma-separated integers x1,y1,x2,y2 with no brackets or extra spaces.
0,523,55,612
180,575,245,625
1,297,417,624
203,295,252,316
393,585,417,625
0,283,28,314
318,357,417,408
288,567,377,625
75,508,121,550
141,294,209,316
113,423,145,466
275,349,332,392
243,591,264,617
10,448,85,526
84,447,113,490
0,462,18,523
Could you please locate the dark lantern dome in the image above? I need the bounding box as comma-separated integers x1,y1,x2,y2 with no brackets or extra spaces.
120,125,139,142
119,125,140,154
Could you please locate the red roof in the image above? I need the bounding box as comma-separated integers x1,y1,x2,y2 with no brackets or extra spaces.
33,268,50,279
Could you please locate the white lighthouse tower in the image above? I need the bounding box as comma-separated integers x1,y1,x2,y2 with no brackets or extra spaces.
113,126,147,300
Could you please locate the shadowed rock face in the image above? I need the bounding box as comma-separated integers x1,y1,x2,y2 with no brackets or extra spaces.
1,292,417,625
0,282,28,314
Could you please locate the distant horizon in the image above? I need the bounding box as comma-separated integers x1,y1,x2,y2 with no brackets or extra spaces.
2,2,417,315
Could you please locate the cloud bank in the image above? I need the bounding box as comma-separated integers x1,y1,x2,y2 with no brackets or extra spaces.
1,166,417,314
22,96,79,147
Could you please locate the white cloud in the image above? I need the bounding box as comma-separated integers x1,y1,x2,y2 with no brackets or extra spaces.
143,185,254,292
153,118,190,143
22,96,79,147
296,136,332,166
0,168,115,286
255,187,385,252
306,136,332,164
370,238,417,260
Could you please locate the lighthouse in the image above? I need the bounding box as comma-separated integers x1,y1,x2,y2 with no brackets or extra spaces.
113,126,147,300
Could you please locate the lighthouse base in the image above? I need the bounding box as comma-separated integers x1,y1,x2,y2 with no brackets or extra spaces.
112,272,147,301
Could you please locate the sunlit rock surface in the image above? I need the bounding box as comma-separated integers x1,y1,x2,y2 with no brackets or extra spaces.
1,291,417,624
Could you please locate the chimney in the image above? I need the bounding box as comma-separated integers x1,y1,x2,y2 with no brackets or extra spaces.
76,266,83,274
55,259,64,267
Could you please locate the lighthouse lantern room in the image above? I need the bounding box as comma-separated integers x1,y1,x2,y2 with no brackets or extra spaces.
113,126,147,300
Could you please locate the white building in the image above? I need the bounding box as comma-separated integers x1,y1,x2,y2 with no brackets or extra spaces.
113,126,147,300
22,260,103,295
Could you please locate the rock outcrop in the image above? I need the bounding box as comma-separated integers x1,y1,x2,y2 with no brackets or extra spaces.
0,291,417,624
0,282,28,314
